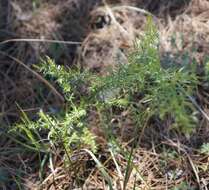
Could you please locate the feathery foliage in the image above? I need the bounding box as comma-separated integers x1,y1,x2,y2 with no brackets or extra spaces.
10,18,202,188
13,18,200,160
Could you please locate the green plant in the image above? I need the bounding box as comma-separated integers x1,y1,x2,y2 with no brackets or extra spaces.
10,17,203,189
200,143,209,155
12,105,97,154
32,0,40,9
91,17,199,134
37,18,199,135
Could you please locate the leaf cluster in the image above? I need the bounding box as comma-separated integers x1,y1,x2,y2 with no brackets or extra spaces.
13,18,201,162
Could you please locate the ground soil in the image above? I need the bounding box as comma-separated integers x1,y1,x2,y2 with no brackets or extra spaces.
0,0,209,189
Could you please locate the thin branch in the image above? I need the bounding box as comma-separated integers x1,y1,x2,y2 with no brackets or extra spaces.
0,50,65,103
187,95,209,122
163,138,201,189
0,38,82,45
112,5,155,17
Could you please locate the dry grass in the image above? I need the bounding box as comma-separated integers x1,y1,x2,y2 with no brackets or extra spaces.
159,0,209,63
0,0,209,189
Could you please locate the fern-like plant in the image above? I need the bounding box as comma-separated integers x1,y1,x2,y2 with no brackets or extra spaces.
36,17,199,136
12,17,201,169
